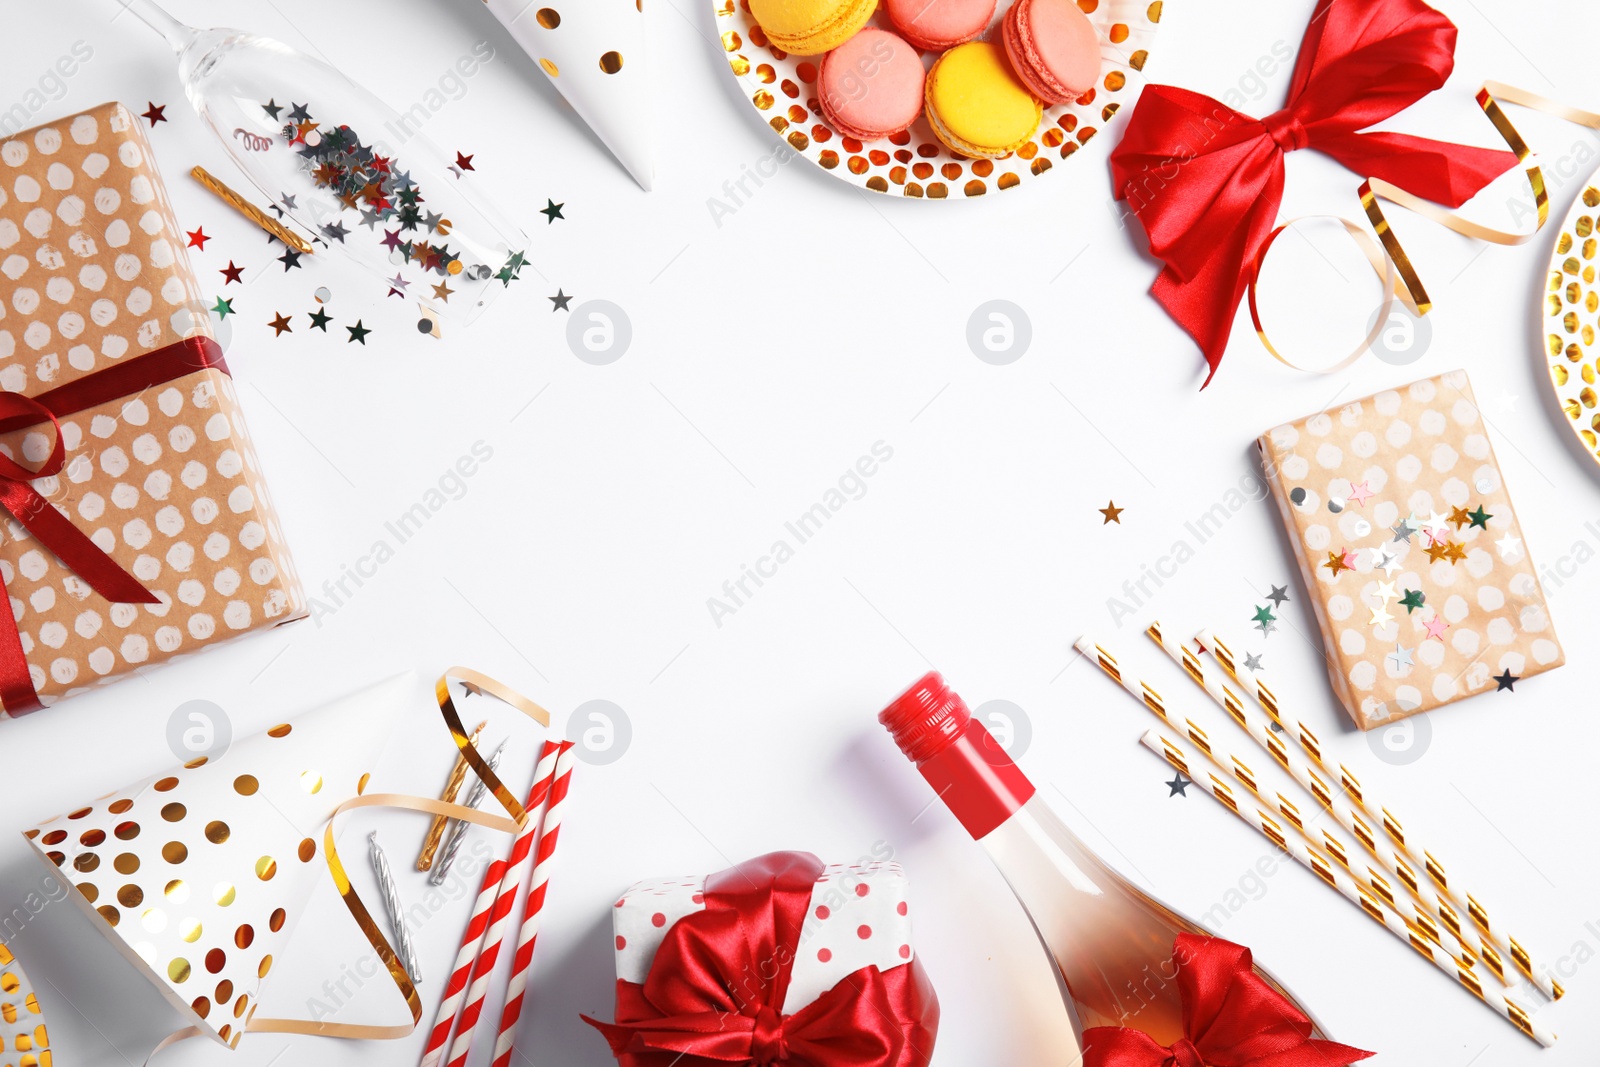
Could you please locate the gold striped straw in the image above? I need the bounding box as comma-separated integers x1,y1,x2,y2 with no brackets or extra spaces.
417,719,487,871
189,165,315,254
1142,727,1554,1047
1193,625,1561,1002
1075,634,1463,962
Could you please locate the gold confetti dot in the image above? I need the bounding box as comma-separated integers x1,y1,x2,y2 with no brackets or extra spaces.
235,925,255,950
161,803,186,822
267,724,292,739
256,856,278,881
299,838,316,863
214,882,236,907
168,958,191,984
181,918,203,943
114,853,140,875
118,884,144,908
205,821,230,845
233,775,258,796
599,51,624,74
539,58,559,77
115,821,140,840
300,771,323,794
536,7,560,27
269,908,286,932
97,904,120,927
192,997,211,1019
165,879,189,902
163,841,188,864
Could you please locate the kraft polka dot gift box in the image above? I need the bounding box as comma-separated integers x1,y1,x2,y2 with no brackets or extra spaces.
1258,370,1563,730
586,850,940,1066
0,102,305,715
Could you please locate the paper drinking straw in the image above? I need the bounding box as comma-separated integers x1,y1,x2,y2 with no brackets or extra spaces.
1142,623,1495,976
418,720,488,871
1140,727,1555,1047
489,741,577,1067
418,748,559,1067
441,742,564,1067
1078,634,1461,958
1193,626,1560,1001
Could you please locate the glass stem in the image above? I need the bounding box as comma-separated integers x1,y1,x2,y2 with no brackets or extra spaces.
118,0,198,53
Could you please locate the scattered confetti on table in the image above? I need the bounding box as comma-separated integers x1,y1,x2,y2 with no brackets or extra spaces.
1099,501,1123,525
541,199,565,223
308,307,332,331
1165,773,1190,797
1494,669,1519,692
142,101,166,125
211,296,234,319
186,226,209,250
269,312,293,336
219,260,244,284
347,320,371,344
549,289,572,312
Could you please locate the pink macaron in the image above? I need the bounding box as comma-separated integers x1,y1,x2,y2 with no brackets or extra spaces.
885,0,996,52
818,29,926,141
1002,0,1100,104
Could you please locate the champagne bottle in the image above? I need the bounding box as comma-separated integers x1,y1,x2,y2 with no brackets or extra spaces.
879,671,1328,1050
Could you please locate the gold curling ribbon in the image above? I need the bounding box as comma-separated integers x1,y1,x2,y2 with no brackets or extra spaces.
1247,83,1600,372
145,668,551,1059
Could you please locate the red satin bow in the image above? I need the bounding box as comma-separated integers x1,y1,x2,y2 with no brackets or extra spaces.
1109,0,1518,385
0,336,229,714
1083,934,1373,1067
584,851,938,1067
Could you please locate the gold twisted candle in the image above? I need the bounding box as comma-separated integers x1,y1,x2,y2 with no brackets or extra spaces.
189,165,314,254
418,719,487,871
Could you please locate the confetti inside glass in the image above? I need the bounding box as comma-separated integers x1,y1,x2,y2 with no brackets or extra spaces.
126,0,528,327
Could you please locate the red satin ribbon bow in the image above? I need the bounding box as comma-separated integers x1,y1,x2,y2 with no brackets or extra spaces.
0,336,229,714
1083,934,1373,1067
584,851,939,1067
1109,0,1518,385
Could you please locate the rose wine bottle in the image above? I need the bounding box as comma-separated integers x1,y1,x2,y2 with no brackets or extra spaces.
879,671,1327,1049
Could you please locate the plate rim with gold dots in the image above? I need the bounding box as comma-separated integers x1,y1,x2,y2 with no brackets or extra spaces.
0,940,52,1067
714,0,1163,199
1541,171,1600,465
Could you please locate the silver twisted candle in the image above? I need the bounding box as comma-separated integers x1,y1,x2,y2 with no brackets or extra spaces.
369,830,423,984
430,740,506,886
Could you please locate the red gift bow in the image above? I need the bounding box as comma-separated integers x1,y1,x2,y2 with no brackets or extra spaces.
584,851,939,1067
0,337,230,714
1108,0,1519,386
1083,934,1373,1067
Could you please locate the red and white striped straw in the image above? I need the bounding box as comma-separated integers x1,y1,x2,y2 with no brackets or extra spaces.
419,741,562,1067
489,742,577,1067
441,742,565,1067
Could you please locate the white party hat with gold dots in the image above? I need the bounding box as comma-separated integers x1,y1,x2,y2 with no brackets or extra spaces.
1,941,51,1067
21,674,412,1049
481,0,653,189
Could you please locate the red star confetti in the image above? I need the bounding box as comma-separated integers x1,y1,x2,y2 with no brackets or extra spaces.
219,261,245,285
455,152,475,171
186,227,210,250
142,102,167,126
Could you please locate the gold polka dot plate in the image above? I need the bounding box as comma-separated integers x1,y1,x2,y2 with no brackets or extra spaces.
0,941,51,1067
1543,175,1600,463
716,0,1163,198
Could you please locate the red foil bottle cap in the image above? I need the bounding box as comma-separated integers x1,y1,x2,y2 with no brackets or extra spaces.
879,672,969,764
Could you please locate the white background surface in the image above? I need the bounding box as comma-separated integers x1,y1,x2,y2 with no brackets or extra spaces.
3,0,1599,1064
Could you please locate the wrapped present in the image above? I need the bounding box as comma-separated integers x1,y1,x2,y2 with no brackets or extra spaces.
585,851,939,1067
20,673,410,1049
0,102,304,716
1259,371,1563,728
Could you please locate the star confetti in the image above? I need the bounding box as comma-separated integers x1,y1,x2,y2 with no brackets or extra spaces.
1252,605,1276,626
1243,652,1264,671
142,102,167,126
455,152,475,171
287,102,311,122
262,98,283,120
540,199,565,223
1387,643,1415,672
1447,505,1472,529
1347,481,1373,506
278,248,304,271
1324,549,1355,576
280,192,299,210
1368,604,1393,628
1494,669,1519,692
1099,501,1123,525
1496,533,1523,560
308,308,332,331
1420,511,1451,540
1399,589,1425,613
210,296,233,319
186,227,209,250
346,320,371,345
549,288,572,312
1390,517,1416,543
1371,548,1401,577
1166,773,1190,797
1444,540,1466,562
268,312,293,336
1422,615,1448,641
321,220,350,243
1266,585,1290,607
219,261,244,285
1374,579,1398,603
432,281,455,302
1468,505,1492,529
1423,539,1457,564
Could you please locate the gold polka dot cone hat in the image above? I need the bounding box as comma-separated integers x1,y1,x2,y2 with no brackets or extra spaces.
0,941,52,1067
480,0,653,190
20,673,411,1049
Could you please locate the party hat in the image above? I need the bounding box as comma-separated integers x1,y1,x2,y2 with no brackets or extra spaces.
21,673,415,1049
481,0,654,189
0,941,51,1066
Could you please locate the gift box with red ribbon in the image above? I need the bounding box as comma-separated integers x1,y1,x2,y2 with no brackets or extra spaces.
584,851,939,1067
0,102,304,715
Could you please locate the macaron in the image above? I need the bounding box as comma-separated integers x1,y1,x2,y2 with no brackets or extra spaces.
749,0,878,56
923,41,1042,159
1002,0,1100,104
818,29,926,141
885,0,996,52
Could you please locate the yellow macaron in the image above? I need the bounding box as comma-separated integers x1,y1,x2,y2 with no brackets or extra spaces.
924,41,1042,158
750,0,878,55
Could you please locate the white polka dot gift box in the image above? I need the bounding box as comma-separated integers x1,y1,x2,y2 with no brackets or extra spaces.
585,850,940,1067
20,673,409,1050
1258,370,1563,730
0,102,305,716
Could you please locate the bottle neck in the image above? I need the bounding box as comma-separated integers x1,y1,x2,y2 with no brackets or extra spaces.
916,717,1036,840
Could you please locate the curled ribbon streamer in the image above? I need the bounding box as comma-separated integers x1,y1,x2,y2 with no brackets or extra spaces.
143,669,551,1060
1248,83,1600,371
